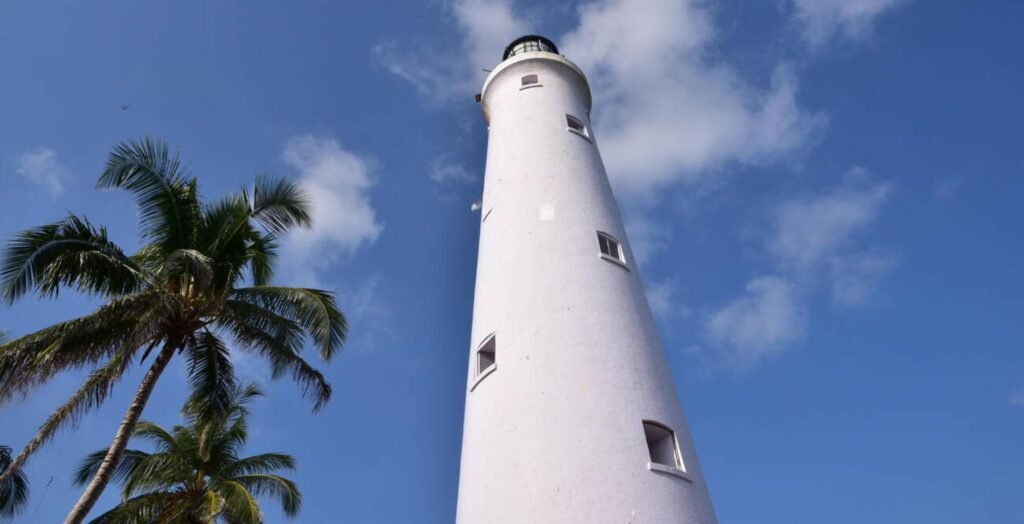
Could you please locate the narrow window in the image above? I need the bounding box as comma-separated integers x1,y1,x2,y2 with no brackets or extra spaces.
482,208,494,222
597,231,625,265
643,421,685,472
477,334,496,377
566,114,589,138
521,74,539,86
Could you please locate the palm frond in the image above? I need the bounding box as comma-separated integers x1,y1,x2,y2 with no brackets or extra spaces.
229,286,347,360
212,480,263,524
182,330,236,424
224,453,295,477
246,232,278,287
246,176,312,235
0,445,29,519
159,248,214,293
0,215,145,304
85,491,182,524
97,138,200,251
0,344,138,484
131,422,179,453
232,474,301,517
0,294,163,401
73,449,149,487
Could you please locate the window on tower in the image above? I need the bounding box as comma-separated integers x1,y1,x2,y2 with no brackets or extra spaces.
476,334,497,378
566,114,590,139
521,74,539,86
643,421,688,479
597,231,627,267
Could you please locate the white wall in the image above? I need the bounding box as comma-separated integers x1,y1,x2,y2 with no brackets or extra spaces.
456,49,718,524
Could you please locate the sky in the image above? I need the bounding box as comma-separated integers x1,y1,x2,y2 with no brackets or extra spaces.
1,0,1023,522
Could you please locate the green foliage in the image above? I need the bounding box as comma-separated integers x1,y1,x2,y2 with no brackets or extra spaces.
77,385,301,523
0,445,29,520
0,137,347,486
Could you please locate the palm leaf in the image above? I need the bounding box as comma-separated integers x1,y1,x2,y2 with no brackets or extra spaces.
182,330,236,424
0,215,145,304
0,445,29,519
232,474,301,517
0,294,163,401
97,138,200,251
73,449,149,487
229,286,347,360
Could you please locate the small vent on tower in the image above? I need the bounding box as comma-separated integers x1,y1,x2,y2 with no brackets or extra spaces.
476,334,497,378
521,74,539,86
566,114,590,139
643,421,687,477
597,231,626,267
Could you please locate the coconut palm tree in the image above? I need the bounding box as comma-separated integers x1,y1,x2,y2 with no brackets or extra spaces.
0,138,346,523
75,384,299,523
0,445,29,521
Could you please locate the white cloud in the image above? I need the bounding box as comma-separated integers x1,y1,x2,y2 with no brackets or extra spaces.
380,0,823,197
624,212,672,266
705,169,896,366
16,147,69,197
337,273,394,353
788,0,904,48
829,249,899,307
646,277,682,320
562,0,825,200
429,158,477,185
373,0,528,100
705,276,806,368
279,135,382,287
1010,388,1024,408
769,168,892,271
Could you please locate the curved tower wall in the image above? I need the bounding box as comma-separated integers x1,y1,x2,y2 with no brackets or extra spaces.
456,46,717,524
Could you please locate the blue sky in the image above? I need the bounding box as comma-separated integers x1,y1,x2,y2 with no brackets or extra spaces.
1,0,1022,522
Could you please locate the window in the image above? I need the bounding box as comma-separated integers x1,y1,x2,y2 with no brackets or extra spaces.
597,231,625,265
477,334,496,377
521,74,539,86
566,114,589,138
643,421,685,473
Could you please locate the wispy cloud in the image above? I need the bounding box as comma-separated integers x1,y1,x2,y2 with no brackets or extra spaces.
563,0,825,200
337,273,394,353
16,147,70,198
373,0,528,101
788,0,905,48
1010,388,1024,408
279,135,383,287
768,168,892,272
704,169,896,367
429,159,477,186
705,276,807,369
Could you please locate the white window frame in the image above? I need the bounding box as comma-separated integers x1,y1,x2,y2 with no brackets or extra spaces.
566,114,591,141
643,420,691,481
597,231,628,270
520,74,541,90
470,333,497,391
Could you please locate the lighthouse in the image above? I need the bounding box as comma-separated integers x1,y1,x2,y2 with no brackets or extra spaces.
456,36,718,523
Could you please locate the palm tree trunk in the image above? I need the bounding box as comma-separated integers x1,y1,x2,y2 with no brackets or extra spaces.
64,341,178,524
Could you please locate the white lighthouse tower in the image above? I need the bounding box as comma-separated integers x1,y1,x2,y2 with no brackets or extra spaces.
456,36,718,523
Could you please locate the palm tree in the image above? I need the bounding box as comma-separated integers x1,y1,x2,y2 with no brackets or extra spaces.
75,384,300,523
0,331,29,522
0,445,29,521
0,138,346,523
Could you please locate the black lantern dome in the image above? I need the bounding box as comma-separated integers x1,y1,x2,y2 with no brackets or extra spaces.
502,35,558,60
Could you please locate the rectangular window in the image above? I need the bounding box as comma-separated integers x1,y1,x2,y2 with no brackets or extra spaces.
521,74,539,86
643,421,685,472
477,334,496,377
597,231,625,265
566,114,589,138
